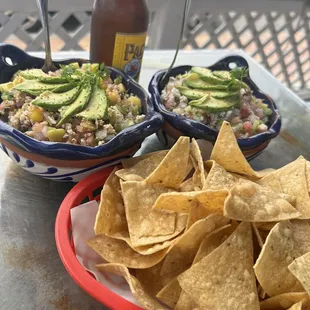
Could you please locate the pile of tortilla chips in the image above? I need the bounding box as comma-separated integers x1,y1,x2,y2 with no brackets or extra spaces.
86,121,310,310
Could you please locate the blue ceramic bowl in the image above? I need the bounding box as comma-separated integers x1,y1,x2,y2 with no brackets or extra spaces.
0,44,163,181
148,55,281,160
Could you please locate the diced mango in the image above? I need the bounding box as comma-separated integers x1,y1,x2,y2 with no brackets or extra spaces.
107,91,120,105
30,107,44,122
46,128,66,142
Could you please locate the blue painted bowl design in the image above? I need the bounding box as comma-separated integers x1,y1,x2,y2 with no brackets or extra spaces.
0,44,163,181
148,55,281,159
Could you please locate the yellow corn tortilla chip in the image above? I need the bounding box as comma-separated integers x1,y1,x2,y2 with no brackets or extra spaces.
116,151,170,181
288,299,310,310
175,291,199,310
186,201,215,230
121,150,168,168
135,262,165,297
96,263,168,309
191,139,206,188
152,190,228,214
210,121,261,178
156,278,182,309
256,173,283,193
260,293,309,310
146,136,190,188
224,180,301,222
254,222,277,231
121,181,180,247
178,222,259,310
94,168,128,236
289,252,310,295
87,234,168,269
254,220,310,296
179,178,196,192
193,224,235,264
203,160,238,191
109,230,179,255
271,156,310,219
160,214,230,283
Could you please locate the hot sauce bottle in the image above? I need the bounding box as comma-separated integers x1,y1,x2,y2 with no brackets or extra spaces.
90,0,149,81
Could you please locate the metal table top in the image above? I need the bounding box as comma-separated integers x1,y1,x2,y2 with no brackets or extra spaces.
1,49,310,310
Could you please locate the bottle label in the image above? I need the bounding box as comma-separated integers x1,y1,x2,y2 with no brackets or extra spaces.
112,32,147,80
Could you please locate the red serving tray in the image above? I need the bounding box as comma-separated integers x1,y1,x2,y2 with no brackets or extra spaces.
55,166,143,310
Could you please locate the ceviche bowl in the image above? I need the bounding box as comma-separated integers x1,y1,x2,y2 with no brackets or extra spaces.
0,44,163,181
148,55,281,160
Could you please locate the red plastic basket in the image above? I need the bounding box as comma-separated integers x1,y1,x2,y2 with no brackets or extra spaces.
55,166,143,310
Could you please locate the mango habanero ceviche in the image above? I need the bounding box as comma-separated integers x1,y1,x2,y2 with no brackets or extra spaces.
161,66,273,138
0,63,145,146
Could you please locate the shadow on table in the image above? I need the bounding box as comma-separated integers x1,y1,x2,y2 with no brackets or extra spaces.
0,162,107,310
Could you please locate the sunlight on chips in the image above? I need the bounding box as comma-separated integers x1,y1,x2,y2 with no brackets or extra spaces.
191,138,206,188
210,121,262,178
260,292,309,310
146,136,190,188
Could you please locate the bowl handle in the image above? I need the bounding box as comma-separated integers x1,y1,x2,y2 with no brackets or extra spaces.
209,55,249,71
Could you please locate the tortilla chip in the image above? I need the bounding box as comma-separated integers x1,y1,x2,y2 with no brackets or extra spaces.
152,190,227,214
271,157,310,219
160,214,230,283
94,168,128,236
210,121,260,178
191,139,206,188
252,223,264,248
178,222,260,310
87,234,168,269
260,293,309,310
135,261,165,296
116,151,170,181
254,220,310,296
289,252,310,295
179,178,196,192
288,299,310,310
186,201,214,230
224,180,301,222
121,150,168,168
109,230,178,255
156,278,182,308
257,173,283,193
96,263,167,309
175,291,199,310
193,224,235,264
146,136,190,188
203,160,238,191
121,181,180,247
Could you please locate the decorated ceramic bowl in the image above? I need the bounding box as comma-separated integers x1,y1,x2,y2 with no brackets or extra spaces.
148,55,281,160
0,44,163,181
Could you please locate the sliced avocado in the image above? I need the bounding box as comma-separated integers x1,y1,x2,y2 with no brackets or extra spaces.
190,95,239,113
213,70,231,80
177,86,239,100
13,80,70,96
38,76,68,84
57,83,92,126
53,83,77,93
18,69,48,80
185,79,239,91
77,86,107,120
32,86,81,110
191,67,229,84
